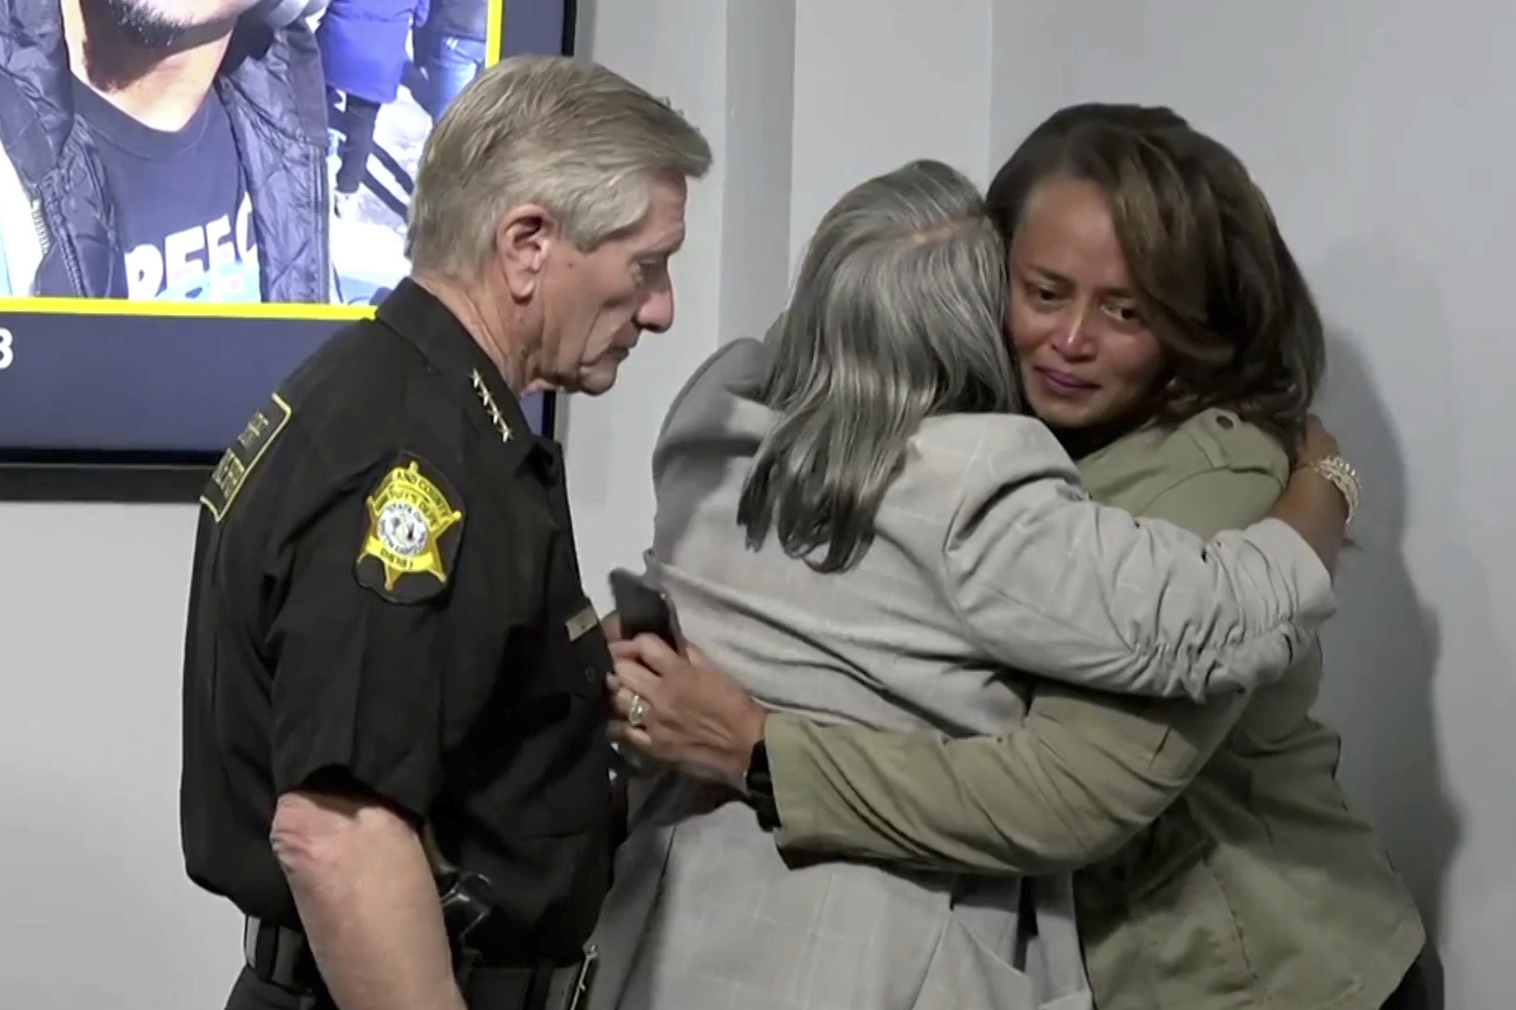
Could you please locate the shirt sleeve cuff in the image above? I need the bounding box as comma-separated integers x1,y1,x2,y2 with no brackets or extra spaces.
1241,516,1336,620
763,712,828,850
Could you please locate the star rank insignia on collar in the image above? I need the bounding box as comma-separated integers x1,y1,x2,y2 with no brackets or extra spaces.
470,370,512,443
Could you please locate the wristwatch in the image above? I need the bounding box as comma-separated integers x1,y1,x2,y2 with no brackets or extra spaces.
744,738,781,831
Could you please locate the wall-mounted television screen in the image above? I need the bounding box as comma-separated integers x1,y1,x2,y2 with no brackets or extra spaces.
0,0,569,497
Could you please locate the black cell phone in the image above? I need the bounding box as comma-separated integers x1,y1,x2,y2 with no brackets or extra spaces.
608,568,682,650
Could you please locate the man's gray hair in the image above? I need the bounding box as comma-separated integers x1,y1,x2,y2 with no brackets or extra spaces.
407,55,712,277
738,159,1021,574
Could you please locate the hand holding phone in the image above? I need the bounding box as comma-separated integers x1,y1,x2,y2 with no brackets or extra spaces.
607,568,682,651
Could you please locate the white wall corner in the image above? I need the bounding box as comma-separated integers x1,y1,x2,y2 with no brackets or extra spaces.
719,0,796,344
788,0,995,271
567,0,796,610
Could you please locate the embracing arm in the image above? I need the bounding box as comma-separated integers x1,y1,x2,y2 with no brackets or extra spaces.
610,419,1346,870
768,465,1290,873
944,418,1336,700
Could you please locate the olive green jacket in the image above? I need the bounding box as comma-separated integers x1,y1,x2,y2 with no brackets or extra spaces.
764,408,1425,1010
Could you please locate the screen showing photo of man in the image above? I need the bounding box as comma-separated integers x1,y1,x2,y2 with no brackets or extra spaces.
0,0,492,307
0,0,563,466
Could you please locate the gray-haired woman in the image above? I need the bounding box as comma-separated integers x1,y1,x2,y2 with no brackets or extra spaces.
586,160,1352,1010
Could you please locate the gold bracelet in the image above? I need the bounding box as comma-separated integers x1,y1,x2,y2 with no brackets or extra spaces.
1298,454,1360,524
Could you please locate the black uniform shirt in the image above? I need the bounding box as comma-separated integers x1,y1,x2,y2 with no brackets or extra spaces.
180,280,614,964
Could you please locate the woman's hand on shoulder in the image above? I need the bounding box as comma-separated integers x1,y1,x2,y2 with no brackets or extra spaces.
1268,413,1351,572
1297,413,1340,466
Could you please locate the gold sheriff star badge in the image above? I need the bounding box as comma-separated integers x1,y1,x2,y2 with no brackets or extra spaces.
359,461,464,594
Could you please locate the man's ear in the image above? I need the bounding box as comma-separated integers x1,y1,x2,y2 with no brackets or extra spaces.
495,204,559,300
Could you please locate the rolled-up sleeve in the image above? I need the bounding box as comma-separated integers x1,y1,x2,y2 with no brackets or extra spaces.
945,420,1333,700
767,687,1248,874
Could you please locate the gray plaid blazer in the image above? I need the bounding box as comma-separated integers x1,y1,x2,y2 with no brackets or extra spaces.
587,339,1333,1010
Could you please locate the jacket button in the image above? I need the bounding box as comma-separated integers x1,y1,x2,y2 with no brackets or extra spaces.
584,666,598,684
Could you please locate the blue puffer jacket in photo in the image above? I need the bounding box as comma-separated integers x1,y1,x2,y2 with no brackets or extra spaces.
318,0,431,105
0,0,332,301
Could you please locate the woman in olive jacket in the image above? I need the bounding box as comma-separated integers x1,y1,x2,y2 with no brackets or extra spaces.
607,106,1429,1010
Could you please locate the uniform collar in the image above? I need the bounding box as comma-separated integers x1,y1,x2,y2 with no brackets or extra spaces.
375,278,558,479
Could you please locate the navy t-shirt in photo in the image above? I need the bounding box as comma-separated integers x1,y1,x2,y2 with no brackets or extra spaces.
73,78,264,303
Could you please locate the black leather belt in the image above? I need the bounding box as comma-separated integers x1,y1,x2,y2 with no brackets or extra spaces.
243,917,597,1010
243,916,320,991
462,958,595,1010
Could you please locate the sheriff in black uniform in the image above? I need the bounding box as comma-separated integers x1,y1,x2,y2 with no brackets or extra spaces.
178,55,707,1010
182,279,612,1009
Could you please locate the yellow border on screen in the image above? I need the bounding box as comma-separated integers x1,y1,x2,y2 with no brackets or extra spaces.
0,0,506,323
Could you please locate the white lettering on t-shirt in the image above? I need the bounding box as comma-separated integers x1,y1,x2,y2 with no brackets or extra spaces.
235,191,255,262
124,191,262,302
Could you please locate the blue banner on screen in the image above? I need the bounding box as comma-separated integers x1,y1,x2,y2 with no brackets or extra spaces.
0,0,567,458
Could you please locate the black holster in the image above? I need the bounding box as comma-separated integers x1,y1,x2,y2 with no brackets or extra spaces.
435,869,597,1010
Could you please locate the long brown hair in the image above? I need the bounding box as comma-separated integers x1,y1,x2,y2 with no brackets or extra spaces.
987,104,1325,454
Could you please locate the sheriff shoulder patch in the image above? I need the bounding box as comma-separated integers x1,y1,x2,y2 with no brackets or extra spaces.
354,454,466,604
200,392,294,523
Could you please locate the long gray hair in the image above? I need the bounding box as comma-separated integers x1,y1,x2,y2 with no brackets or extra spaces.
738,159,1020,573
